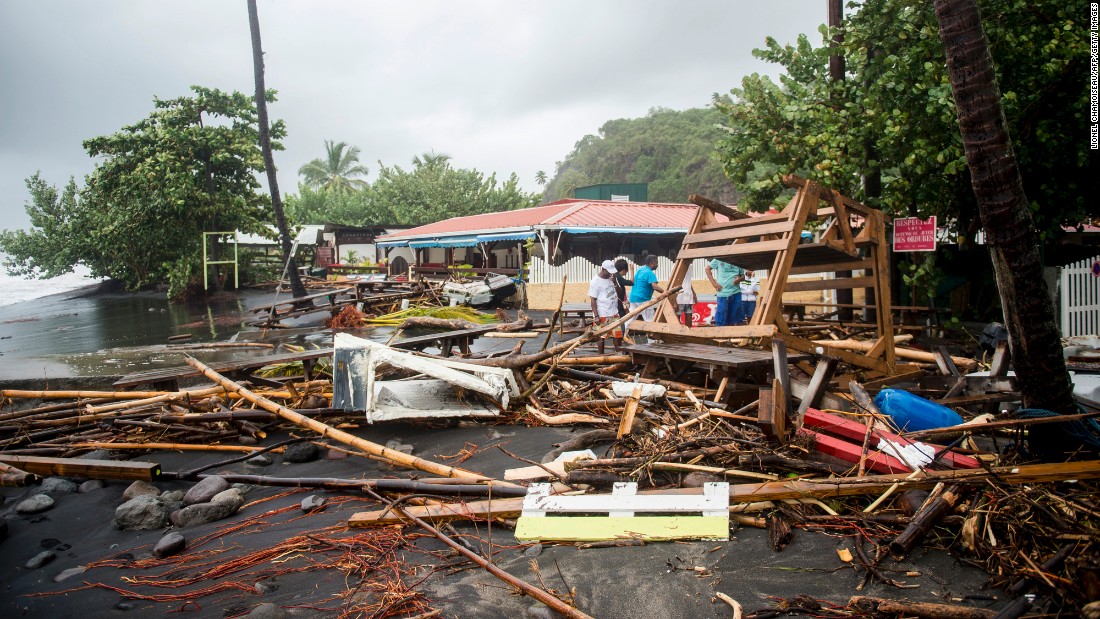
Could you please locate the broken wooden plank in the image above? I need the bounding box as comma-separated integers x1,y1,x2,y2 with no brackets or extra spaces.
515,482,729,542
796,357,839,420
0,455,161,481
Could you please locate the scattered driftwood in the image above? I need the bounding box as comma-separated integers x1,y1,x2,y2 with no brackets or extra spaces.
849,596,994,619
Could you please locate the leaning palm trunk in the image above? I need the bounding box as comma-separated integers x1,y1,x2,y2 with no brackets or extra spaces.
247,0,306,299
933,0,1075,417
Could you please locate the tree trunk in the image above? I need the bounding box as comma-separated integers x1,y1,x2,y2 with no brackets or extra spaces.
933,0,1076,420
247,0,306,299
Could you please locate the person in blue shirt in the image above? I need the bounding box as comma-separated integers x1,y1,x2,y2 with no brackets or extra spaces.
625,254,665,333
705,258,745,326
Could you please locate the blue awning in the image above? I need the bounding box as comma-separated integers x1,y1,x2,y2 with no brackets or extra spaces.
408,236,480,248
376,240,408,248
476,231,536,243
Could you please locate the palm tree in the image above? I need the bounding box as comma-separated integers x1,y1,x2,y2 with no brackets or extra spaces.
535,170,548,185
298,140,369,191
933,0,1074,419
247,0,305,298
411,151,451,169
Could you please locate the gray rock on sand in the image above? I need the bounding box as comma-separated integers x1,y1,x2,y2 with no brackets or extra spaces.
39,477,79,497
79,480,105,493
246,603,288,619
171,488,244,527
54,566,88,582
153,532,186,558
282,443,319,464
525,602,562,619
16,494,54,515
182,476,229,506
300,495,326,512
114,495,169,530
246,454,272,467
122,480,160,501
160,490,184,502
25,551,56,569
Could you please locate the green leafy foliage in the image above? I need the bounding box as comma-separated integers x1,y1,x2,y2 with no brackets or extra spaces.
542,107,740,204
0,86,281,299
287,156,539,227
298,140,369,191
715,0,1090,239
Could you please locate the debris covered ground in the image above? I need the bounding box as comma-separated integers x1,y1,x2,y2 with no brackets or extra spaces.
2,283,1100,619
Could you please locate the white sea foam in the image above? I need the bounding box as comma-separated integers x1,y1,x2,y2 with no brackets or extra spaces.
0,255,103,307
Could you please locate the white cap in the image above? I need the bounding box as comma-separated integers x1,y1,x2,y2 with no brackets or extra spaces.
601,260,616,272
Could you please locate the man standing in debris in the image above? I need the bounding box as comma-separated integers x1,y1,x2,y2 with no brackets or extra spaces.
626,254,665,333
589,259,623,353
738,269,760,324
612,258,633,318
706,258,745,326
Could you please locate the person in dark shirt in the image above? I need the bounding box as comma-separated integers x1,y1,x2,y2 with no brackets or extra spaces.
612,258,633,317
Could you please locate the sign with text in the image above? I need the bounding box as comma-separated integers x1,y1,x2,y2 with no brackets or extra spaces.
893,216,937,252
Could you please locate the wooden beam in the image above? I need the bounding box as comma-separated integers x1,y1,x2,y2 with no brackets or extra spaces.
689,193,744,221
683,220,796,245
783,276,877,292
676,239,789,261
627,322,777,339
772,340,792,424
700,212,790,232
776,333,893,375
348,460,1100,526
789,258,874,275
0,455,161,481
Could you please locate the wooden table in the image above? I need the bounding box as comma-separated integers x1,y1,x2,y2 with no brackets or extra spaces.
389,325,500,357
560,303,594,324
623,341,808,402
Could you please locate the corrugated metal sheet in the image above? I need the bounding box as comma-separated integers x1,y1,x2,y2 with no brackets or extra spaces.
378,200,706,242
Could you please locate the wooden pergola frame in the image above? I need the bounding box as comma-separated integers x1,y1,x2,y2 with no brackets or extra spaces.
630,175,902,375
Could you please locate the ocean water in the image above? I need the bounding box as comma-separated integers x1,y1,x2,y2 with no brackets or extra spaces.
0,255,103,307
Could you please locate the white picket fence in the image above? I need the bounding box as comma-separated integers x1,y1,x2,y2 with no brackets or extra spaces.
528,255,745,285
1060,256,1100,337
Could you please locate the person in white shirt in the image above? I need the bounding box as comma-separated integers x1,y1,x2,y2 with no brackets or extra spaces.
588,260,622,353
738,270,761,324
676,282,697,327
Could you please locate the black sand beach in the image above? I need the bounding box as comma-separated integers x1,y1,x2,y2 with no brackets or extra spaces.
0,289,1002,618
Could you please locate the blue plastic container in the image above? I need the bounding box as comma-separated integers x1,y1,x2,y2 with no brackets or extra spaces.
873,388,964,432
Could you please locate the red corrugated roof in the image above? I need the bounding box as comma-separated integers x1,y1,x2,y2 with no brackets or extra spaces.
378,199,705,240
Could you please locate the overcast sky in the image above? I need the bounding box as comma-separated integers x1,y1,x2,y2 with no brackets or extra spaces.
0,0,826,231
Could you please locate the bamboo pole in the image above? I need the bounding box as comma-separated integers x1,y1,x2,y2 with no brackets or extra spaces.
66,442,287,454
184,356,494,481
84,386,228,414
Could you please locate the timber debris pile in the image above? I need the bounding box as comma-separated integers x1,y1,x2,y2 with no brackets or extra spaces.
2,180,1098,618
2,293,1099,619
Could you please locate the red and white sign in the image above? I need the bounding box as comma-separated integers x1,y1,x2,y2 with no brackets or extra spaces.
893,216,937,252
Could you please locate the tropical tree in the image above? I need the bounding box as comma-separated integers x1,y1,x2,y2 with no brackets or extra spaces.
248,0,305,298
933,0,1075,419
371,159,539,226
0,86,280,298
298,140,370,191
535,170,548,186
714,0,1089,241
411,151,452,170
285,184,385,227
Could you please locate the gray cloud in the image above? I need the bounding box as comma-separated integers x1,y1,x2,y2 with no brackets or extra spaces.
0,0,825,231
